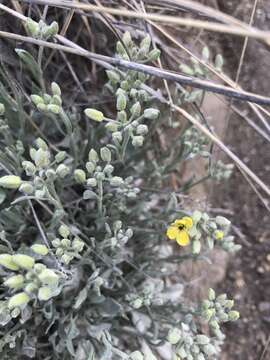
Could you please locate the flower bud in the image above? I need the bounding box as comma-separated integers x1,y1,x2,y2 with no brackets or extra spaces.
61,254,73,264
72,238,84,252
84,108,104,122
143,108,160,120
215,216,231,227
55,151,66,163
136,124,148,135
25,18,40,36
47,104,60,114
88,149,99,162
103,164,114,175
140,34,151,53
51,82,61,96
148,48,161,61
87,178,97,187
116,93,127,111
110,176,124,187
19,182,34,194
56,164,69,178
22,161,36,176
31,95,44,106
59,225,70,238
192,210,202,223
56,248,64,257
196,335,210,345
105,122,118,132
132,136,144,147
112,131,123,143
228,310,240,321
167,328,181,345
74,169,86,184
192,240,201,254
117,110,127,123
38,286,53,301
203,344,216,356
24,282,37,294
122,31,132,47
0,254,19,271
202,309,215,321
100,147,111,162
130,351,144,360
34,148,50,168
12,254,35,270
4,275,24,289
52,95,62,106
38,269,59,285
61,238,71,247
106,70,120,83
52,238,61,248
43,21,59,38
31,244,49,256
0,103,5,116
208,288,216,301
0,175,21,189
8,292,30,310
33,263,46,273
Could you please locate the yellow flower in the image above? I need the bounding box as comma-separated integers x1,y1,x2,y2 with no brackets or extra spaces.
214,230,224,240
166,216,193,246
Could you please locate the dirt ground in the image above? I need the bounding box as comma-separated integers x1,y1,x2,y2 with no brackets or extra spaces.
213,1,270,359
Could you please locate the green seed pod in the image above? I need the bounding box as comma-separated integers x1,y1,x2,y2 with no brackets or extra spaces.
148,48,161,61
38,269,59,285
59,225,70,238
0,103,5,116
130,351,144,360
74,169,86,184
116,93,127,111
19,182,33,195
4,275,24,289
106,70,121,83
0,175,21,189
84,108,104,122
87,178,97,187
195,335,210,345
31,244,49,256
38,286,53,301
31,95,44,106
12,254,35,270
51,82,61,96
8,292,30,310
110,176,124,187
55,151,66,163
167,328,181,345
47,104,60,114
143,108,160,120
88,149,99,162
100,147,111,162
228,310,240,321
56,164,69,178
132,136,144,147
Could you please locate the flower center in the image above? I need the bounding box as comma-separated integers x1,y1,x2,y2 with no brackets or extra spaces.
178,224,185,231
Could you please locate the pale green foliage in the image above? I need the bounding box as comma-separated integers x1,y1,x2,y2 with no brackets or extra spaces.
0,27,239,360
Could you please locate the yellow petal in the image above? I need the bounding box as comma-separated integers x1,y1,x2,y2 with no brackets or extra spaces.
173,219,186,226
176,231,190,246
166,226,178,240
182,216,193,229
